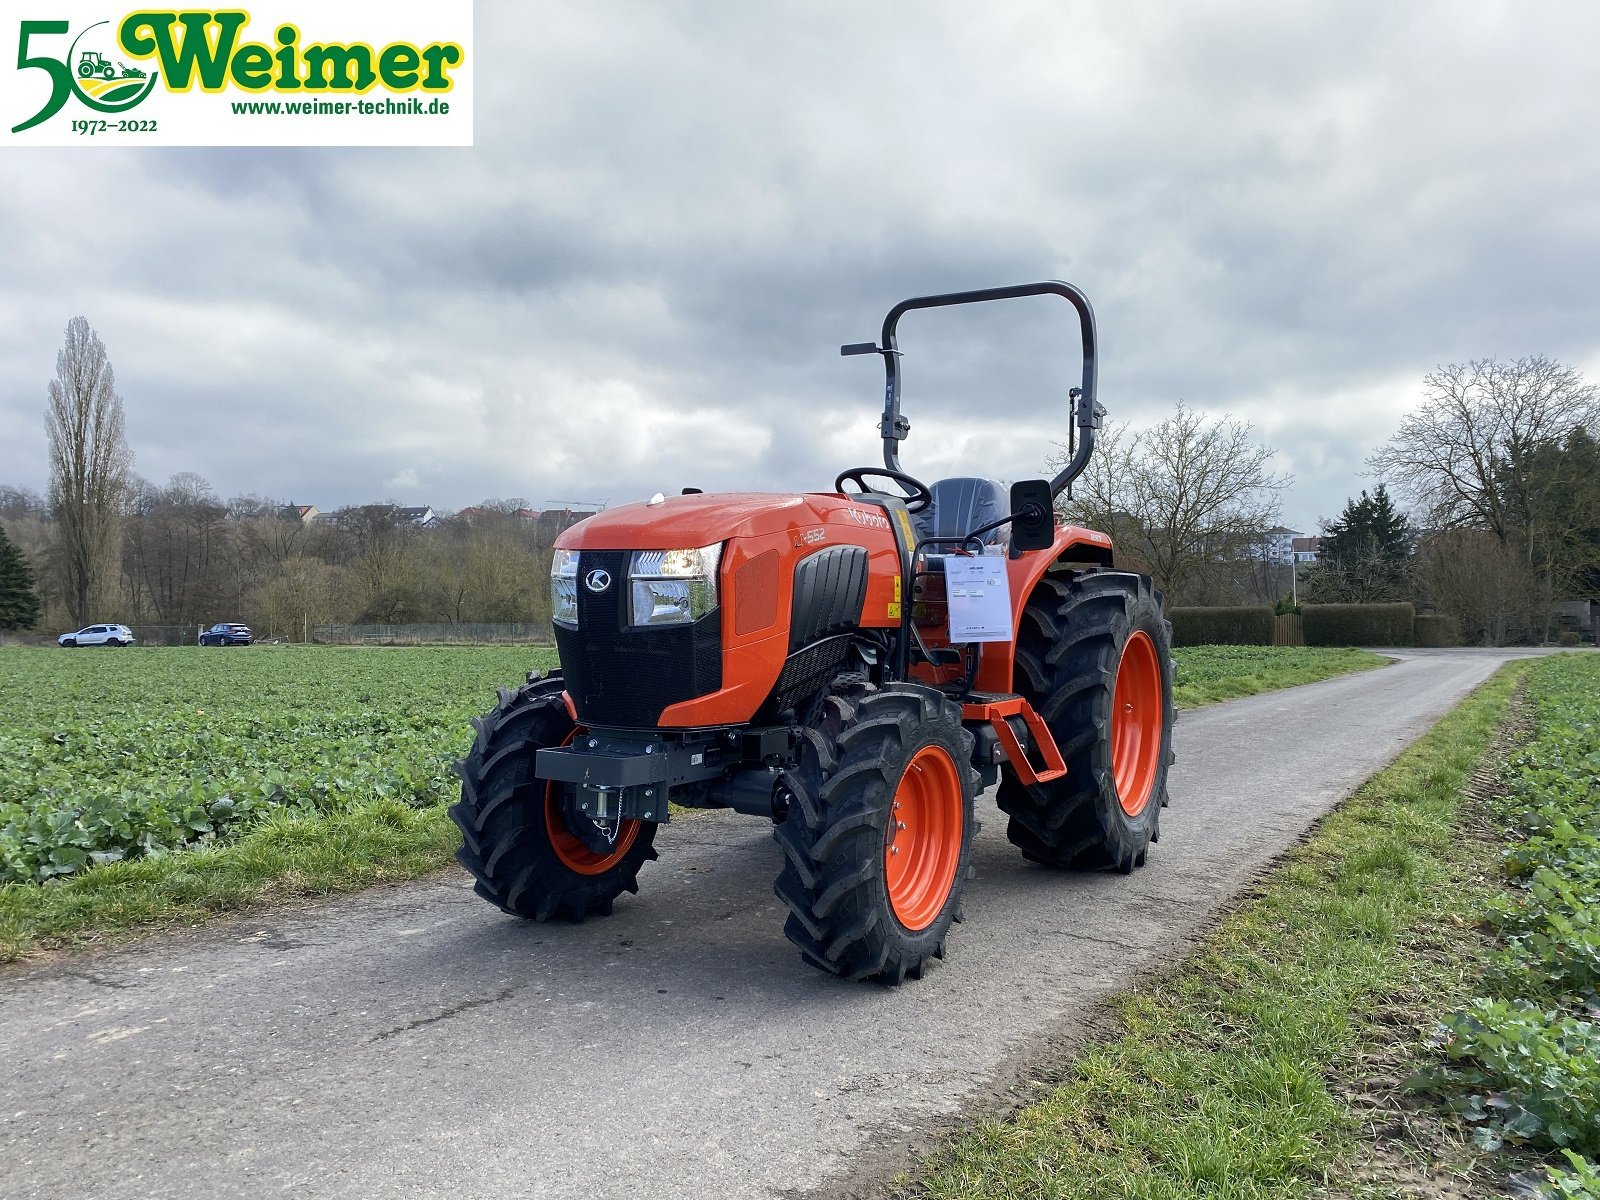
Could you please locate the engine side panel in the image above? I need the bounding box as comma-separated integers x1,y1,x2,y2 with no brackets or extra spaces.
598,495,901,728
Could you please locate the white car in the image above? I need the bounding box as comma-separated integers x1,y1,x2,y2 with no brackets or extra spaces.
57,624,136,647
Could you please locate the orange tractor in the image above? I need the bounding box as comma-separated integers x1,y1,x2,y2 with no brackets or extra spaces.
453,281,1174,983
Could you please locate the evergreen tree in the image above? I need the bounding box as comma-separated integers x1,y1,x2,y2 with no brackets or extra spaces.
1305,484,1413,603
1522,426,1600,599
0,522,43,632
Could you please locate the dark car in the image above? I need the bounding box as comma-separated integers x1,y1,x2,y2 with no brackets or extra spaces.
199,623,253,646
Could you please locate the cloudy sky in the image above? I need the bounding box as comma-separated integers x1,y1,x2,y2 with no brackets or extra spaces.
2,1,1598,534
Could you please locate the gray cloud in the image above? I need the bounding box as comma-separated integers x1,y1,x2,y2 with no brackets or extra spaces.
3,0,1599,535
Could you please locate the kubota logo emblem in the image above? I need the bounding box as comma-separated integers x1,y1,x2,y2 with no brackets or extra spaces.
584,569,612,593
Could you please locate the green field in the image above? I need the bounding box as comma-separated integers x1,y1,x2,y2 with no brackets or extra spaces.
0,645,557,888
0,643,1381,959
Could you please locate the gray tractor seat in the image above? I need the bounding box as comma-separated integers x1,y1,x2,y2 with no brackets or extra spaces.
913,476,1011,550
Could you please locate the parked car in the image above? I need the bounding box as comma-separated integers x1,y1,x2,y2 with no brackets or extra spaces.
199,622,253,646
58,624,136,647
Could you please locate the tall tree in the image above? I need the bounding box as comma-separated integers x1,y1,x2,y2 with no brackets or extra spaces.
1056,401,1290,604
122,473,232,626
1369,356,1599,540
1304,484,1413,603
0,522,43,633
45,317,133,624
1520,426,1600,601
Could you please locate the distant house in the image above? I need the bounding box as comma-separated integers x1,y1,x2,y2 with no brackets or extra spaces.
458,506,541,524
278,504,318,524
1290,536,1322,563
395,506,439,529
1262,526,1303,564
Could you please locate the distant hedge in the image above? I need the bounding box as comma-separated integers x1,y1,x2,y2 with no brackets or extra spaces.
1169,606,1275,647
1303,603,1416,646
1413,613,1461,647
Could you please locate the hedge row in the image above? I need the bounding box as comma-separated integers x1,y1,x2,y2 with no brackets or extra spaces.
1169,603,1461,647
1169,606,1275,646
1302,603,1416,646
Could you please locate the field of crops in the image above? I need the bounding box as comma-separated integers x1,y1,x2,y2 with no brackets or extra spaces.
0,643,1379,894
1423,653,1600,1175
0,645,557,886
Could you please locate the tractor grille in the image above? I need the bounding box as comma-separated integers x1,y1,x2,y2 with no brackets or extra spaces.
554,550,723,728
764,634,853,718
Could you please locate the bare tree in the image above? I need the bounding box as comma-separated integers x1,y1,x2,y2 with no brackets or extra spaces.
1415,529,1536,645
1055,402,1290,604
1370,356,1599,540
45,317,133,624
122,473,232,626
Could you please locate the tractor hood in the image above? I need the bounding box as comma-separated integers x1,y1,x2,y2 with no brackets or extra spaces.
553,491,872,550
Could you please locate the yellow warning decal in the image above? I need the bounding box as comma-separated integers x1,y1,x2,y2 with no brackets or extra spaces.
887,602,902,619
892,507,916,549
893,575,902,601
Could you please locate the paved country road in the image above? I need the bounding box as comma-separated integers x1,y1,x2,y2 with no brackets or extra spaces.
0,649,1547,1200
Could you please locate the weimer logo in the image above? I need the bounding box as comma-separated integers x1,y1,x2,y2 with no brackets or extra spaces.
4,3,473,147
12,19,160,131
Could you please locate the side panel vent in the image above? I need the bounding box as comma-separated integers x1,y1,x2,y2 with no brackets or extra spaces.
789,545,868,650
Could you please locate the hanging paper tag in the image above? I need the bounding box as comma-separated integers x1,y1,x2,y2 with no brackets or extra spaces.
944,556,1013,642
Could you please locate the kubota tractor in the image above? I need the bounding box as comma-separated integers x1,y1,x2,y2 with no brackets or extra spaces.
453,280,1174,984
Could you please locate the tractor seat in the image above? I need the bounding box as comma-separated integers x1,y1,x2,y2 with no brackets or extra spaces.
913,476,1011,551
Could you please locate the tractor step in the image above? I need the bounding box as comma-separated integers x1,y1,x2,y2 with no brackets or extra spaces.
960,695,1067,786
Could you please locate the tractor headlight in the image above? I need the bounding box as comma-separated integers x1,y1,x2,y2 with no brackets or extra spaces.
628,544,722,626
551,548,580,629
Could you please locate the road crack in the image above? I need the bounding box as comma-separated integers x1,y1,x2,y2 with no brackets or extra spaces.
369,987,517,1042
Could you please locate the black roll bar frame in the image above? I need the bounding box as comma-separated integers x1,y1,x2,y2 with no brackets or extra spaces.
841,280,1101,499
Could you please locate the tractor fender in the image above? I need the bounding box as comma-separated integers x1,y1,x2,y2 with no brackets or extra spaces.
971,525,1113,695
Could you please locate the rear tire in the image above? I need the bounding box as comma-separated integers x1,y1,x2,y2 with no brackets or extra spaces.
451,673,657,921
773,679,979,983
996,571,1174,872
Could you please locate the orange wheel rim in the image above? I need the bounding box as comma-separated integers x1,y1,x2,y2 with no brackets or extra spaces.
1112,630,1163,816
884,745,964,931
544,729,641,875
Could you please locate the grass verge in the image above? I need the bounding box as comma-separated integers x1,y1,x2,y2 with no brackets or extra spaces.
1172,645,1389,709
0,798,458,963
902,658,1533,1199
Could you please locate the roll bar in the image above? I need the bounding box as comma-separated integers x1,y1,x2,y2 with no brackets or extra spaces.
841,280,1101,498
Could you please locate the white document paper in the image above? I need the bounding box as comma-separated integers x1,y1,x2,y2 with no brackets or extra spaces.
944,555,1013,642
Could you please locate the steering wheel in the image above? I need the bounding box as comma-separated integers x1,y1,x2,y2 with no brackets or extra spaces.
834,467,933,513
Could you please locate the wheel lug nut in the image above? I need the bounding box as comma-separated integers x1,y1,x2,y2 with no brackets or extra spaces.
897,821,906,830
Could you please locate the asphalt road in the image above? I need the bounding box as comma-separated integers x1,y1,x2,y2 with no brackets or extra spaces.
0,649,1535,1200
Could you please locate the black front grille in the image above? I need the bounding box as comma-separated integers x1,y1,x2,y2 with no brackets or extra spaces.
555,550,723,728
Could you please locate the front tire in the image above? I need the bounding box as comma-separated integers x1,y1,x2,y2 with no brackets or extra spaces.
774,679,979,983
997,571,1174,872
451,673,657,922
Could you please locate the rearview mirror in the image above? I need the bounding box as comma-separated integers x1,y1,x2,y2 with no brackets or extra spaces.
1009,480,1055,552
